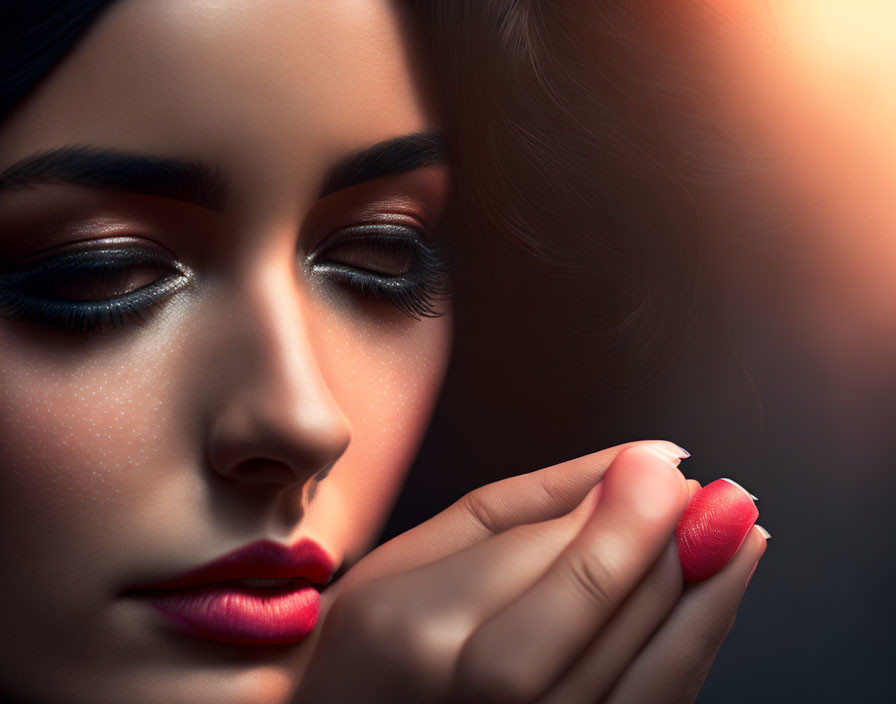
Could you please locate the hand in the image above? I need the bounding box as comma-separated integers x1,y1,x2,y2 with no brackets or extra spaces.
292,442,768,703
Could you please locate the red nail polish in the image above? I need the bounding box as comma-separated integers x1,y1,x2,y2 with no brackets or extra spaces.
676,478,759,582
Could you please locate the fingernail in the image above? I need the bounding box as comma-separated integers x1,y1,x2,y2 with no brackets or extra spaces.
645,442,691,464
755,524,771,540
643,445,685,467
720,477,759,503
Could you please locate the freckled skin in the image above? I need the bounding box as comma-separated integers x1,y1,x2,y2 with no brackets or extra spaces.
0,2,452,703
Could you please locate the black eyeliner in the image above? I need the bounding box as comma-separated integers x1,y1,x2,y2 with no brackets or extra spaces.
0,247,191,334
310,224,453,319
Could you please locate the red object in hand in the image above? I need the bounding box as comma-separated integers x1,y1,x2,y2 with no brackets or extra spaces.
676,478,759,582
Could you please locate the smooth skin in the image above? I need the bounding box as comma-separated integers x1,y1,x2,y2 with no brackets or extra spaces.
0,1,767,703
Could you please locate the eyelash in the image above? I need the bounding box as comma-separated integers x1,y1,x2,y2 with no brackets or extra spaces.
0,227,453,334
308,224,454,320
0,248,191,334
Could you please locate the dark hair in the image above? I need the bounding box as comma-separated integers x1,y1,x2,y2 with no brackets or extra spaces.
0,1,115,122
410,1,775,388
408,1,693,388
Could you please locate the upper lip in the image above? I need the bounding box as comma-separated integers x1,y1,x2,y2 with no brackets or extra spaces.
131,538,338,592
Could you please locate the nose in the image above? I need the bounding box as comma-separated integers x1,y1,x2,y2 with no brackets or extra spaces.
205,265,352,489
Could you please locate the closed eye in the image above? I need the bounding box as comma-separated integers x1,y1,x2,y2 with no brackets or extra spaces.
0,240,192,334
309,223,453,319
322,236,415,276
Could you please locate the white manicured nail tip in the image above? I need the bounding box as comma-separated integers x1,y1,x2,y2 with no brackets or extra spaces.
720,477,758,503
642,445,682,467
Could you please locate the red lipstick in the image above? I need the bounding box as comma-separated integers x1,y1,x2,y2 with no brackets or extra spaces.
129,538,337,645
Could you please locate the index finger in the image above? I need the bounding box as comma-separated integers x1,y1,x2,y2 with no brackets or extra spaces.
355,439,688,580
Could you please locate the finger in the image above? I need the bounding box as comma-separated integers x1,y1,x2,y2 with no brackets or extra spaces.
322,495,603,688
306,484,611,703
604,524,769,704
451,446,689,704
336,439,688,589
539,479,703,704
324,479,698,676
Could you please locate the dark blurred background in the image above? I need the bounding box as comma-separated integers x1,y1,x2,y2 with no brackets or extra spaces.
381,1,896,701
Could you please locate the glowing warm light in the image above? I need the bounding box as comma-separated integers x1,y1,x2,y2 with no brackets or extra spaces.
772,1,896,58
770,1,896,107
692,1,896,375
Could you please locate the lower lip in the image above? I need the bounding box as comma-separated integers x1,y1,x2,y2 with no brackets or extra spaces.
147,581,320,645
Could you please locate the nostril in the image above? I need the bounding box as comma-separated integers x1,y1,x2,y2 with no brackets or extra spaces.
225,457,303,486
239,458,281,474
239,457,283,474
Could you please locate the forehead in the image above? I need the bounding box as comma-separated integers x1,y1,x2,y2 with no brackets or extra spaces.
0,0,434,205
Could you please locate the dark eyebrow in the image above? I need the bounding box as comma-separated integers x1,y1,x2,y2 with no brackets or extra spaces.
320,130,449,198
0,145,228,211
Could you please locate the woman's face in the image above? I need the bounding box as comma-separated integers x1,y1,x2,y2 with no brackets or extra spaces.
0,1,452,702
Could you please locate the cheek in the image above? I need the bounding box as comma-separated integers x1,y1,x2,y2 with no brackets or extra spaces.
0,333,181,574
305,309,453,559
0,328,196,688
